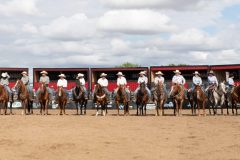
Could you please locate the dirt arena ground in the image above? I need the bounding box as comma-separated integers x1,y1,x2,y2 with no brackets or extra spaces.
0,109,240,160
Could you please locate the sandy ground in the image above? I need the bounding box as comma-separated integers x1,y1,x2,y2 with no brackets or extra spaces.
0,109,240,160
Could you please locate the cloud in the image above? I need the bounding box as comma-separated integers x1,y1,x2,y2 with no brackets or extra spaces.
40,13,97,40
98,9,177,34
0,0,40,16
0,24,16,33
22,23,38,34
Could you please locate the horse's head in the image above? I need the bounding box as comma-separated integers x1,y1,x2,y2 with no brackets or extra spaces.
40,82,47,93
169,83,181,97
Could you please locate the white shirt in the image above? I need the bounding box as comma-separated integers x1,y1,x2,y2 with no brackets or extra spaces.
78,78,85,86
98,78,108,87
193,76,202,85
138,76,148,84
228,77,234,86
154,76,164,85
117,77,127,86
208,76,218,86
172,75,186,85
57,79,67,87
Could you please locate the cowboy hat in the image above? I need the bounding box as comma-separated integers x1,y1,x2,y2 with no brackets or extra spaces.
58,73,66,78
40,71,48,74
1,72,8,78
100,73,107,77
21,71,28,75
208,70,214,75
155,71,164,75
193,71,200,75
76,73,84,79
139,71,146,75
173,70,181,74
116,72,124,76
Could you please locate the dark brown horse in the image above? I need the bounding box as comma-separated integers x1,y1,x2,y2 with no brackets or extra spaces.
56,86,68,115
115,85,129,116
231,85,240,115
153,82,167,116
14,80,33,115
72,85,87,115
192,85,207,116
136,82,149,116
94,84,107,116
169,84,185,116
38,83,49,115
0,85,9,115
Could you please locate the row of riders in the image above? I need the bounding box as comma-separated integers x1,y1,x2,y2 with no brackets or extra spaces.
0,69,239,116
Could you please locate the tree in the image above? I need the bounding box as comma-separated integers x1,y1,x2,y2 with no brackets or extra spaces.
167,64,188,66
115,62,141,68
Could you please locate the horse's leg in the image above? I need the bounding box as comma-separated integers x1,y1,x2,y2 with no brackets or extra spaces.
84,100,87,115
4,101,7,115
155,101,158,116
136,104,139,116
116,102,119,116
175,100,179,116
45,100,48,115
203,100,206,116
197,100,200,116
96,103,99,116
179,100,183,116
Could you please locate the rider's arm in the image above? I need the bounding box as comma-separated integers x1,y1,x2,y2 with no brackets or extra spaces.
182,76,186,85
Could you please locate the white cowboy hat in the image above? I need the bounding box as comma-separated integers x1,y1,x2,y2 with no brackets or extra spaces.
208,70,214,75
116,72,124,76
1,72,8,78
21,71,28,75
155,71,164,75
139,71,146,75
173,70,181,74
58,73,66,78
193,71,200,75
40,70,48,74
76,73,84,79
100,73,107,77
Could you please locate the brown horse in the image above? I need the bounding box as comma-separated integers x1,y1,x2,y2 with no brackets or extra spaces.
0,85,9,115
38,83,49,115
14,80,33,115
94,84,107,116
115,85,129,116
136,82,149,116
169,84,185,116
72,85,87,115
192,85,207,116
56,86,68,115
153,82,167,116
231,86,240,115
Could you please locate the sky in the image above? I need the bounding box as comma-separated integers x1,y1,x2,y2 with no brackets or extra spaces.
0,0,240,68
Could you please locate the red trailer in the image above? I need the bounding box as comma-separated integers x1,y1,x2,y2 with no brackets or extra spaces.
33,68,90,90
150,65,210,89
0,68,28,88
91,67,149,92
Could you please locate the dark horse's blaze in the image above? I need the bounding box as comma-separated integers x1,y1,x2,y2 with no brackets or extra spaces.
72,85,87,115
136,82,149,116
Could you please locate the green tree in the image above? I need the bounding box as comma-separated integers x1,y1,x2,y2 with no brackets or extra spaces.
115,62,141,68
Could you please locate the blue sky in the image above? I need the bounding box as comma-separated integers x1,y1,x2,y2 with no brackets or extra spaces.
0,0,240,68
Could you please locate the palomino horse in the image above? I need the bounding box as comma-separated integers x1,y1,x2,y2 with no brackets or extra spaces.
230,86,240,115
56,86,68,115
207,82,226,115
169,83,185,116
115,85,129,116
136,82,149,116
192,85,207,116
0,85,9,115
94,84,108,116
38,83,50,115
72,84,87,115
14,80,33,115
152,82,167,116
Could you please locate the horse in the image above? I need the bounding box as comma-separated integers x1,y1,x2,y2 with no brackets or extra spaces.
230,86,240,115
136,82,149,116
56,86,68,115
72,84,87,115
187,90,196,115
152,82,167,116
207,82,226,115
0,85,9,115
94,84,108,116
37,83,50,115
115,85,129,116
14,80,33,115
169,83,185,116
192,85,207,116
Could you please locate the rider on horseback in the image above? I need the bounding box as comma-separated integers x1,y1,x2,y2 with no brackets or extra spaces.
56,74,68,100
76,73,88,100
134,71,151,101
95,73,110,103
36,71,53,101
227,73,235,92
153,71,167,92
172,70,187,98
113,72,130,102
189,71,203,92
206,70,218,98
0,72,12,102
21,71,34,100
